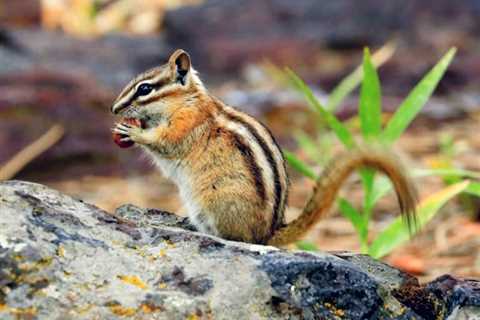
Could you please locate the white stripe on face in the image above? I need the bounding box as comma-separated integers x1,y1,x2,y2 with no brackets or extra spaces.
111,66,172,114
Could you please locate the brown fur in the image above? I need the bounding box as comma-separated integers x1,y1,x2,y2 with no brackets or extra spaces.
111,49,418,247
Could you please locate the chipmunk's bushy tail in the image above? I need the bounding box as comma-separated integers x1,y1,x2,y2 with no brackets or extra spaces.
268,148,418,246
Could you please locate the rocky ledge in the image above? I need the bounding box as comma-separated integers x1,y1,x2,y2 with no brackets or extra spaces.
0,180,478,319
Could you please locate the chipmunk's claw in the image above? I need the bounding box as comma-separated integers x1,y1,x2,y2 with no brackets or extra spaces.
120,137,133,142
113,123,132,135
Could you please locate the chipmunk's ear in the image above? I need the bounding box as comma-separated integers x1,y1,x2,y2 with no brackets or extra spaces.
168,49,191,85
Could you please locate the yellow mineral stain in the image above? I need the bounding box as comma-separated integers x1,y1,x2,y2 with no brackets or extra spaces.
75,304,93,314
324,302,345,319
13,254,23,261
148,249,168,261
9,306,37,316
140,303,161,314
187,314,199,320
137,248,148,257
164,240,176,249
109,304,136,317
158,282,167,289
117,275,148,290
57,245,65,257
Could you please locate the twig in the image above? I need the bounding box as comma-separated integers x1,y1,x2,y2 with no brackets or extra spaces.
0,124,65,181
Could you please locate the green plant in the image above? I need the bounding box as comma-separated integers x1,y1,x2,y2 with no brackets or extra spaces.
285,47,471,258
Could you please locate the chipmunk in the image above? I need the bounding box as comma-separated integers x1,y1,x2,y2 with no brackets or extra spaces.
111,49,418,246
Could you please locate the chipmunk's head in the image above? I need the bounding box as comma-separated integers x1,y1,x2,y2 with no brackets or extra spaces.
111,49,205,117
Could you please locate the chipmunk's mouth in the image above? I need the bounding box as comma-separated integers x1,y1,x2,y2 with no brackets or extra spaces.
112,104,143,121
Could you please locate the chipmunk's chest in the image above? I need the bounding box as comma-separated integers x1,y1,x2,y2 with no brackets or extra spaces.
143,148,202,217
145,148,192,195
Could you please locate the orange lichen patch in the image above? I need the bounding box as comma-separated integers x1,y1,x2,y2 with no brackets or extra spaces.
139,303,162,314
334,309,345,317
18,257,53,272
147,249,167,262
109,304,136,317
12,254,24,262
117,275,148,290
324,302,345,318
164,240,176,249
0,305,38,317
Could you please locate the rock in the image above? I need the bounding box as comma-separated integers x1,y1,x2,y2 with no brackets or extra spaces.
0,1,41,28
0,28,170,90
0,181,479,319
164,0,409,74
163,0,480,73
163,0,480,100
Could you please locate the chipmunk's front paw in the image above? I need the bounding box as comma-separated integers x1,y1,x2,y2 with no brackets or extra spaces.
113,123,145,144
113,123,135,141
113,123,154,144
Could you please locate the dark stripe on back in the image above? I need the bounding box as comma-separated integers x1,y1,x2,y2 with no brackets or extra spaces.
222,109,283,234
229,131,267,204
263,123,289,219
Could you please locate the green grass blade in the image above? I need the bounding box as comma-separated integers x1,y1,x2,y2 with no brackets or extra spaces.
359,48,382,139
286,68,355,149
414,168,480,179
369,180,469,259
326,42,396,112
338,198,365,235
465,182,480,197
360,169,376,213
338,198,369,253
296,240,319,251
370,176,393,205
284,150,317,180
294,131,324,165
369,168,480,205
382,48,457,144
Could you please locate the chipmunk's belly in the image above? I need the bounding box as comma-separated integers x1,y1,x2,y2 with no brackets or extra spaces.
144,149,218,235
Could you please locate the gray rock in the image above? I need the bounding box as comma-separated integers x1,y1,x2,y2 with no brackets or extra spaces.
0,180,479,319
0,28,170,91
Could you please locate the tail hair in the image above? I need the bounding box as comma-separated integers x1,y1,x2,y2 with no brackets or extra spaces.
268,148,418,246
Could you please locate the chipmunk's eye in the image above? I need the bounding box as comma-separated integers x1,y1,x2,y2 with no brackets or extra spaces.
136,83,154,96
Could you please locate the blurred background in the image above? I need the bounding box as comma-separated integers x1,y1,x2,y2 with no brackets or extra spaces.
1,0,479,281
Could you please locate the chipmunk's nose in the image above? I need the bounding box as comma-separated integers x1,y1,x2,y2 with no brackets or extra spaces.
111,103,124,115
